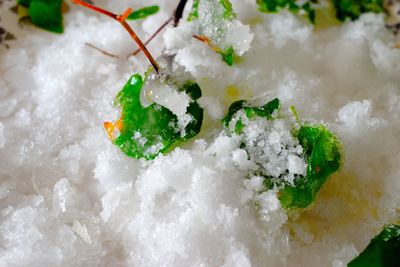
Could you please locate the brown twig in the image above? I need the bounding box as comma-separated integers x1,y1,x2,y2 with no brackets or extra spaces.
71,0,159,72
85,42,119,58
129,0,189,57
130,17,173,57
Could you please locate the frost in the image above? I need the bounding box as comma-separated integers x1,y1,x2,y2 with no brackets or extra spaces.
141,77,191,116
0,121,5,148
231,113,306,185
72,220,91,245
194,0,254,56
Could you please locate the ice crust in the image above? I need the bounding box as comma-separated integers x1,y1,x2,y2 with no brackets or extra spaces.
0,0,400,266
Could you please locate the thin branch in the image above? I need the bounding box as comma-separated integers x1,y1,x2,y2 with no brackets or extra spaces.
85,42,119,58
128,0,189,57
71,0,159,72
130,17,173,57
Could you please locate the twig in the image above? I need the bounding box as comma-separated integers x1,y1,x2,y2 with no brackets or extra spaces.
173,0,188,26
130,17,173,57
129,0,189,57
71,0,159,72
85,42,119,58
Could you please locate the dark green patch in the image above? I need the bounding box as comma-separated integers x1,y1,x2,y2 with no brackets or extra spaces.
127,5,160,20
348,225,400,267
223,98,280,133
112,74,203,160
333,0,384,22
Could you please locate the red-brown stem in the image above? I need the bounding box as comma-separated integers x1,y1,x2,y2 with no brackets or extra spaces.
129,0,188,57
118,8,133,21
130,17,173,57
71,0,159,72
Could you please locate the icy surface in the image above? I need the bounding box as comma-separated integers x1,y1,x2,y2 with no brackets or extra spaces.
0,0,400,266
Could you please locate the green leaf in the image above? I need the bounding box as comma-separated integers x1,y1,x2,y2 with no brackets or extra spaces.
279,124,342,209
333,0,384,21
256,0,318,24
223,98,280,133
348,225,400,267
111,74,203,160
20,0,63,33
127,5,160,20
219,46,238,66
219,0,236,19
187,0,200,21
188,0,236,21
223,99,342,209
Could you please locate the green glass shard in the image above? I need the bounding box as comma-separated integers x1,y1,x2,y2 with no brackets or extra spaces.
127,5,160,20
111,74,203,160
348,224,400,267
223,98,342,209
333,0,384,21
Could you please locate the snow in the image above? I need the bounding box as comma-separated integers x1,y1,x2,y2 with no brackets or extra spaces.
0,0,400,266
228,111,306,185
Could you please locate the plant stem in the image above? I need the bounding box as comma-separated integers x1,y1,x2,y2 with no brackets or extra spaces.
71,0,159,72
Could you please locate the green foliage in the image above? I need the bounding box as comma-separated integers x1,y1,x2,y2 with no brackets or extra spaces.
188,0,236,21
219,46,237,66
223,98,342,209
279,124,341,209
187,0,200,21
333,0,384,21
18,0,30,7
18,0,63,33
219,0,236,19
348,225,400,267
112,74,203,160
127,5,160,20
256,0,318,23
223,98,280,133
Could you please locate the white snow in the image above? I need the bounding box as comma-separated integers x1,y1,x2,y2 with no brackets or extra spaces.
0,0,400,266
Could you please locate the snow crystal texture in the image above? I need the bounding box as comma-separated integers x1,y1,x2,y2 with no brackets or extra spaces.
0,0,400,266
